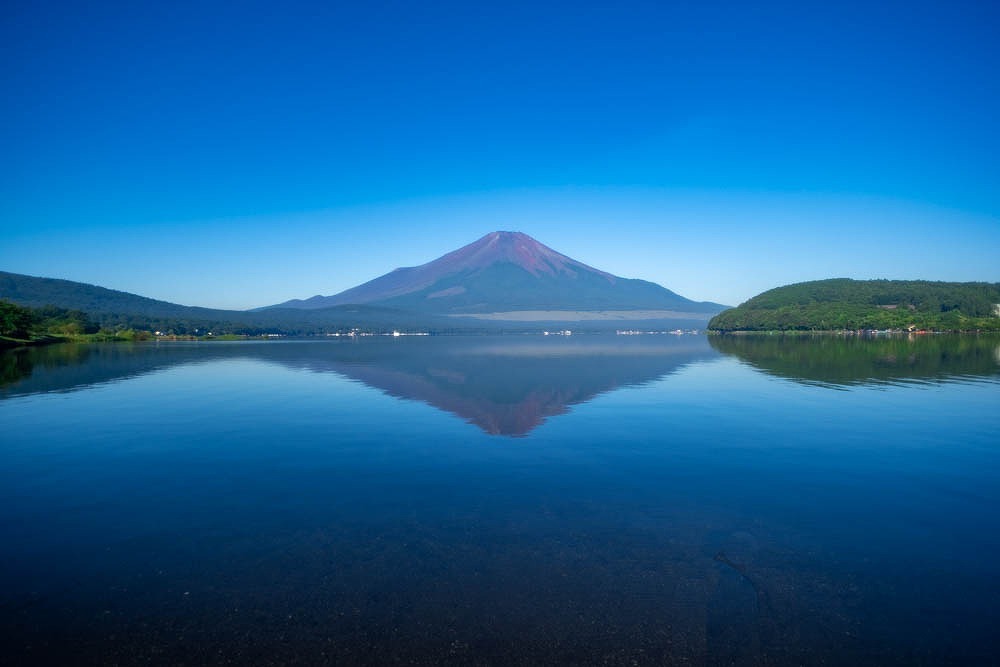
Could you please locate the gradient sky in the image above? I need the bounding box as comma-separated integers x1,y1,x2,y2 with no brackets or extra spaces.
2,1,998,310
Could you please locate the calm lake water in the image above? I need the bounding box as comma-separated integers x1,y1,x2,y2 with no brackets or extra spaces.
2,335,999,665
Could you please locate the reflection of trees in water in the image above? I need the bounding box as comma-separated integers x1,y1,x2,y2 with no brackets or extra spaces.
0,348,33,387
0,343,94,389
2,344,96,390
710,334,1000,386
0,343,204,396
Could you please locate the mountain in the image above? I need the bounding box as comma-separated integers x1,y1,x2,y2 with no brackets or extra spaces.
708,279,1000,332
268,231,726,316
0,271,458,335
1,232,727,333
0,269,706,335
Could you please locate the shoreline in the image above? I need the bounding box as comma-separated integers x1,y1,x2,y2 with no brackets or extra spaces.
708,328,1000,336
0,335,69,350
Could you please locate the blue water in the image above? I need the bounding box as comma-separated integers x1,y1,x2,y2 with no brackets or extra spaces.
1,336,998,665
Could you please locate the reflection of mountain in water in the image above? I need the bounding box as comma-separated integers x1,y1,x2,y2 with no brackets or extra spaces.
710,334,1000,387
292,338,718,435
1,337,719,436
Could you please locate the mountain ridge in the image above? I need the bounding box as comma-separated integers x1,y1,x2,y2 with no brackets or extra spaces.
268,231,726,315
0,270,459,335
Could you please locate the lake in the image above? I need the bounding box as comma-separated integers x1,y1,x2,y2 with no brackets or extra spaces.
2,334,998,665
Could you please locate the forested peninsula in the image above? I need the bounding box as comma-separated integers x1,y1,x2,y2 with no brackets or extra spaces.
708,279,1000,333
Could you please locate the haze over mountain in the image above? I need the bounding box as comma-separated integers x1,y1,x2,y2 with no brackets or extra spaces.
268,231,726,317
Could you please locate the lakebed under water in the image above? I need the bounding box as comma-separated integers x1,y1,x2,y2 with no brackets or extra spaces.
1,334,998,665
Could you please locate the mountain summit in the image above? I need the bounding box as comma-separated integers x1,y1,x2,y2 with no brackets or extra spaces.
425,230,617,281
269,231,725,316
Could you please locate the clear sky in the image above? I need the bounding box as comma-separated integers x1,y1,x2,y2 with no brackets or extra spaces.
2,1,998,309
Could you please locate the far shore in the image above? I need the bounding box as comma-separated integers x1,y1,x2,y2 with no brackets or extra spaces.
451,309,715,322
5,329,998,352
708,328,1000,335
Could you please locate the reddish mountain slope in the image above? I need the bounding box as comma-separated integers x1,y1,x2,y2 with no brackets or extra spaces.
270,231,725,314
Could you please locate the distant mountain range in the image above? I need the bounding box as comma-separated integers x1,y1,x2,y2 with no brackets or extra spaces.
1,232,727,334
267,231,726,317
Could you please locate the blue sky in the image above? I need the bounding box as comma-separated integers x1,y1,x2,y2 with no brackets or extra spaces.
2,1,997,309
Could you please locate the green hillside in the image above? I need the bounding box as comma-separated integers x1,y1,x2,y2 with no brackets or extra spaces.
0,271,463,336
708,279,1000,332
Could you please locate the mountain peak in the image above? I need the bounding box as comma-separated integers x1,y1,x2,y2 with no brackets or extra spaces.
435,231,613,280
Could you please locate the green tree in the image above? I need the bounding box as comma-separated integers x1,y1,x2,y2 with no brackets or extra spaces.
0,300,35,338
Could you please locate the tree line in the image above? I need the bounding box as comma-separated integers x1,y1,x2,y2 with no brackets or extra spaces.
1,300,118,340
709,279,1000,332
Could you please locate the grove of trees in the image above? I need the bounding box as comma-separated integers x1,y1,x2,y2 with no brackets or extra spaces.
709,279,1000,332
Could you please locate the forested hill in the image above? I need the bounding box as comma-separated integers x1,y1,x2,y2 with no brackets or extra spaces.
708,279,1000,332
0,270,231,319
0,271,457,335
